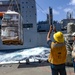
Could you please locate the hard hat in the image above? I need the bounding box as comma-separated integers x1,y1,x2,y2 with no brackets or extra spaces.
72,32,75,36
53,31,64,43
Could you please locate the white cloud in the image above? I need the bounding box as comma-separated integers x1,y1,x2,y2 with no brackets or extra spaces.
64,8,73,12
53,9,59,15
69,0,75,5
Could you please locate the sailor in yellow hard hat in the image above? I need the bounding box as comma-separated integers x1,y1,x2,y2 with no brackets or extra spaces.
47,25,67,75
53,31,64,43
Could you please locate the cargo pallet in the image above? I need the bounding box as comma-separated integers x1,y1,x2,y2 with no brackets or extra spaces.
2,40,23,45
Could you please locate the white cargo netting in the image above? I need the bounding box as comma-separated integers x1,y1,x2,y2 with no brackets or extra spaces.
1,10,23,45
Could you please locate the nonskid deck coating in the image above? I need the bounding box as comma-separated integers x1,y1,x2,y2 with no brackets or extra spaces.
0,62,75,75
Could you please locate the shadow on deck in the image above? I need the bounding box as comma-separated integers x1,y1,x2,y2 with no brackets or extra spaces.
18,61,50,68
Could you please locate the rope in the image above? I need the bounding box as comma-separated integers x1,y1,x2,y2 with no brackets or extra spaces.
15,0,23,44
7,0,14,10
6,0,23,45
15,0,20,13
7,0,20,13
35,1,47,16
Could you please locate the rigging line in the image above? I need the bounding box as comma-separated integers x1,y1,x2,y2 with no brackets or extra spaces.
7,0,20,13
15,0,20,13
14,0,24,44
37,7,46,15
35,1,47,15
7,0,14,10
36,5,46,15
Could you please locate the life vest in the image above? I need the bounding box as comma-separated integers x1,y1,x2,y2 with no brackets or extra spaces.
48,42,67,65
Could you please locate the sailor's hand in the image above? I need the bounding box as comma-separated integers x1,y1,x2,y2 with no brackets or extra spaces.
47,25,53,41
53,26,57,33
49,25,53,33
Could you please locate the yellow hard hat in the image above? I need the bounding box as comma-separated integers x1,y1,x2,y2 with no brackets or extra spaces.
53,31,64,43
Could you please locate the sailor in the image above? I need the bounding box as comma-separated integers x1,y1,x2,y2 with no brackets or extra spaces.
47,25,67,75
72,32,75,73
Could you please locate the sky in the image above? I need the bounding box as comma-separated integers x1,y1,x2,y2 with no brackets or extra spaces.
36,0,75,22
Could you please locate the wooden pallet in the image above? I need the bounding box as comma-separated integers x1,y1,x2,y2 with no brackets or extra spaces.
2,40,23,45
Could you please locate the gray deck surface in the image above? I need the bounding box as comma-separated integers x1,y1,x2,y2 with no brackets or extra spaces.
0,62,75,75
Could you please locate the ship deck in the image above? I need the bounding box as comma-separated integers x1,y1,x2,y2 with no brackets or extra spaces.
0,62,75,75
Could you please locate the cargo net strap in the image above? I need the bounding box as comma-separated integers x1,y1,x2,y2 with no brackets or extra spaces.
7,0,20,13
